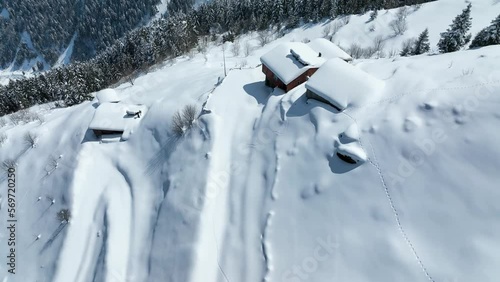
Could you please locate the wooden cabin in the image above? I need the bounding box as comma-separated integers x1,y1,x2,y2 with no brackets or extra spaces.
260,39,352,93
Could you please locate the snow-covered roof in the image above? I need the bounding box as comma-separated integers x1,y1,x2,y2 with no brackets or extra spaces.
89,103,146,133
96,89,120,104
290,44,325,66
308,38,352,62
305,58,384,110
260,42,326,85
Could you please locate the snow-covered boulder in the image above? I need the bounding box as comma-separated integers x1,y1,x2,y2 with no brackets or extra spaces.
305,58,385,111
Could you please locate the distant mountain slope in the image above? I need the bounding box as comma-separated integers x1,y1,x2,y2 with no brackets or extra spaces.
0,0,161,70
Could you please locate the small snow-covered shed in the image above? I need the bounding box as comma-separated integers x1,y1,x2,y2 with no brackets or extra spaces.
96,89,120,105
307,38,352,62
260,42,325,92
305,58,384,111
89,103,147,141
336,143,367,164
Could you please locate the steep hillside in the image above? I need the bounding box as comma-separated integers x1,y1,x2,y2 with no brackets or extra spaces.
1,0,500,281
0,0,161,70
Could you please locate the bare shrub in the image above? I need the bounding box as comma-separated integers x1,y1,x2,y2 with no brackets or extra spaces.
348,43,365,59
24,131,38,148
461,68,474,76
367,10,378,23
301,38,311,43
397,6,410,18
57,208,71,223
323,25,332,39
231,39,241,56
171,112,185,137
0,117,7,127
400,38,415,56
0,132,7,146
45,155,61,175
237,59,248,68
171,104,199,137
390,7,409,36
54,101,67,108
331,22,343,37
35,113,45,125
363,47,378,58
244,41,253,57
372,36,386,53
197,36,209,54
1,159,17,172
182,105,198,126
257,30,272,47
9,109,42,125
387,48,399,58
376,50,387,59
340,15,351,26
348,39,387,59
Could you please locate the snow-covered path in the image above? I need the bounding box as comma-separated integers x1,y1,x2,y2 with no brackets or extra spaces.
53,143,132,282
189,69,270,282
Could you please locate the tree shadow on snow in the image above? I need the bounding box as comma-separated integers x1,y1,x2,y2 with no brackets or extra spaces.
243,82,272,105
328,153,363,174
145,135,181,176
40,222,68,254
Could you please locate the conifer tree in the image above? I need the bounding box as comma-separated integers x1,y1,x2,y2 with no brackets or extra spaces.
470,14,500,48
437,3,473,53
411,28,430,55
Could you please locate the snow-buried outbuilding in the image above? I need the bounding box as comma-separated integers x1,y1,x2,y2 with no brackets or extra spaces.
336,143,367,164
305,58,384,111
89,102,147,141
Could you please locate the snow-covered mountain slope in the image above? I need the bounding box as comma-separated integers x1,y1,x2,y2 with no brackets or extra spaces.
1,0,500,281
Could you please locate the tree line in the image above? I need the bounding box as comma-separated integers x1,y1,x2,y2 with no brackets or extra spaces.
0,0,160,68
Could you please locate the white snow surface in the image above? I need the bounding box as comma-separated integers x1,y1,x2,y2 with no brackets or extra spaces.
306,58,385,110
290,44,325,66
341,123,361,142
308,38,353,61
1,1,500,282
96,88,121,104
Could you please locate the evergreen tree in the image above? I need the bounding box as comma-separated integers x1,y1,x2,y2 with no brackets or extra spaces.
470,14,500,48
437,3,473,53
411,28,430,55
